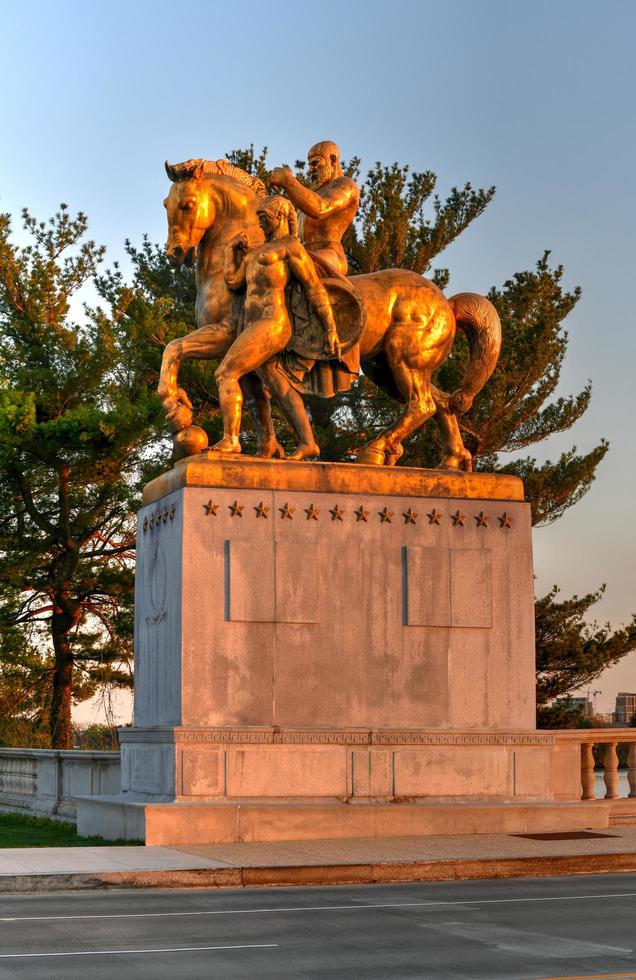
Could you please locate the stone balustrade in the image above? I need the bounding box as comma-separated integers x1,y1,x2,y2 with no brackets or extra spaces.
552,729,636,801
0,748,120,821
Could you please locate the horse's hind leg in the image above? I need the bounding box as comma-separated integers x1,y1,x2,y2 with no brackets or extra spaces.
431,384,473,472
358,330,436,466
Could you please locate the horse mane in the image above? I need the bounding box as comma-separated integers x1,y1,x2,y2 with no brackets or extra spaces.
165,158,268,198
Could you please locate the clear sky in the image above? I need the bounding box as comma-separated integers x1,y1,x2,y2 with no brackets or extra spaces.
1,0,635,718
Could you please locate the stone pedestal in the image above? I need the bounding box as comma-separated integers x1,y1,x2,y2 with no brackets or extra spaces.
77,457,595,844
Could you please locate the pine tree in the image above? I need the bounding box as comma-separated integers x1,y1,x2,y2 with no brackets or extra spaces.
0,206,163,747
535,586,636,727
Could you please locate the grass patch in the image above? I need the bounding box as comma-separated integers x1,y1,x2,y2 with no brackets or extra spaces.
0,811,142,847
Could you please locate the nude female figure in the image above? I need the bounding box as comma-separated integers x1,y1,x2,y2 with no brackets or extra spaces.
213,195,340,457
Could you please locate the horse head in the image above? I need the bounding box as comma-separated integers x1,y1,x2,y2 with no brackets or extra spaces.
164,159,268,267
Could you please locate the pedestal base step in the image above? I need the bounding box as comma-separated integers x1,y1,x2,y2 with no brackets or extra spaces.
77,796,611,847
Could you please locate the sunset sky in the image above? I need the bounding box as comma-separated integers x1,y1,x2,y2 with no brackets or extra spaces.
1,0,634,717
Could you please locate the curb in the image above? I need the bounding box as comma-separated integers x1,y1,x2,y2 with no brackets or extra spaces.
1,851,636,893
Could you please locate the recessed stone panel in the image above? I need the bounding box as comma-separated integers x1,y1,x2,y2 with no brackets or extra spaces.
226,538,275,622
275,538,321,623
403,545,450,627
513,747,552,798
226,745,346,797
394,746,508,797
180,747,225,797
450,548,493,628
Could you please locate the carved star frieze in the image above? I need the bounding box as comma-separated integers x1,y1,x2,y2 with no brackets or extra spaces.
305,503,320,521
354,505,369,522
330,504,345,521
475,510,489,527
203,500,219,516
378,506,393,523
403,508,417,525
498,512,513,528
229,500,244,517
169,504,176,520
142,517,148,532
427,509,442,525
254,501,269,518
451,510,465,526
279,502,295,520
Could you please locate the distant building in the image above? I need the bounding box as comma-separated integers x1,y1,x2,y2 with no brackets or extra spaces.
614,692,636,726
555,696,592,717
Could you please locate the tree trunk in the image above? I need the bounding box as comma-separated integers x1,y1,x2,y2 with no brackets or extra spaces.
49,603,79,749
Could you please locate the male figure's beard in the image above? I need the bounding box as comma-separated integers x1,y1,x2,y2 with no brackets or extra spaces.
311,165,330,188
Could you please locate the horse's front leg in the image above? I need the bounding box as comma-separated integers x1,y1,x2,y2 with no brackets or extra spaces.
158,321,236,433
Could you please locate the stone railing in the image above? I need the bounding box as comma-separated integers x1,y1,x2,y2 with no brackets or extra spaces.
552,729,636,801
0,748,120,821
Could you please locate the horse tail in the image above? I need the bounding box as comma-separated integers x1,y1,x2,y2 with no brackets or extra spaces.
447,292,501,415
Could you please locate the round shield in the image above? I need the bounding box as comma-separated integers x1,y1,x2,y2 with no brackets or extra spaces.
286,277,366,361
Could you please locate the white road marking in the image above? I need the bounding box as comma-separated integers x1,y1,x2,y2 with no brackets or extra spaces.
1,891,636,922
0,943,278,959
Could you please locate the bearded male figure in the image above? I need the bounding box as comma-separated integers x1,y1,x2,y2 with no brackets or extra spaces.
269,140,364,401
270,140,359,277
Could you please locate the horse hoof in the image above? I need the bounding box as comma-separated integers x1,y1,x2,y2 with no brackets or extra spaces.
356,446,386,466
173,425,209,460
385,444,404,467
258,442,286,460
438,452,473,472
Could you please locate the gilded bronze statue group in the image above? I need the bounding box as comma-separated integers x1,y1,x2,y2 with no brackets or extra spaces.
159,140,501,470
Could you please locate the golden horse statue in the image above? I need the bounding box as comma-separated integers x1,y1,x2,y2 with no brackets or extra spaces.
159,158,501,469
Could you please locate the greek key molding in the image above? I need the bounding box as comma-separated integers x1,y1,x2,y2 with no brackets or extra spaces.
370,733,554,746
120,727,554,747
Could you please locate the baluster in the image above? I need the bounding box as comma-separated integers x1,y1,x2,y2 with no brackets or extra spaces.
581,742,596,800
628,743,636,799
603,742,620,799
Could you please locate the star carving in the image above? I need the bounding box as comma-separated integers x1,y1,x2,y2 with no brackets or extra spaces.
279,502,295,520
254,501,269,518
305,503,320,521
229,500,244,517
403,508,417,525
354,505,369,522
378,506,393,523
498,512,513,528
203,500,218,516
475,510,489,527
142,517,148,532
330,504,345,521
427,509,442,525
169,504,176,520
451,510,465,526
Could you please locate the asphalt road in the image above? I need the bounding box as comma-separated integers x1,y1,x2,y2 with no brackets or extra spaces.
0,874,635,979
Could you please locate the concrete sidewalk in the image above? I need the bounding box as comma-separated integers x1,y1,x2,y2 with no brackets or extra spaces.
1,826,636,892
